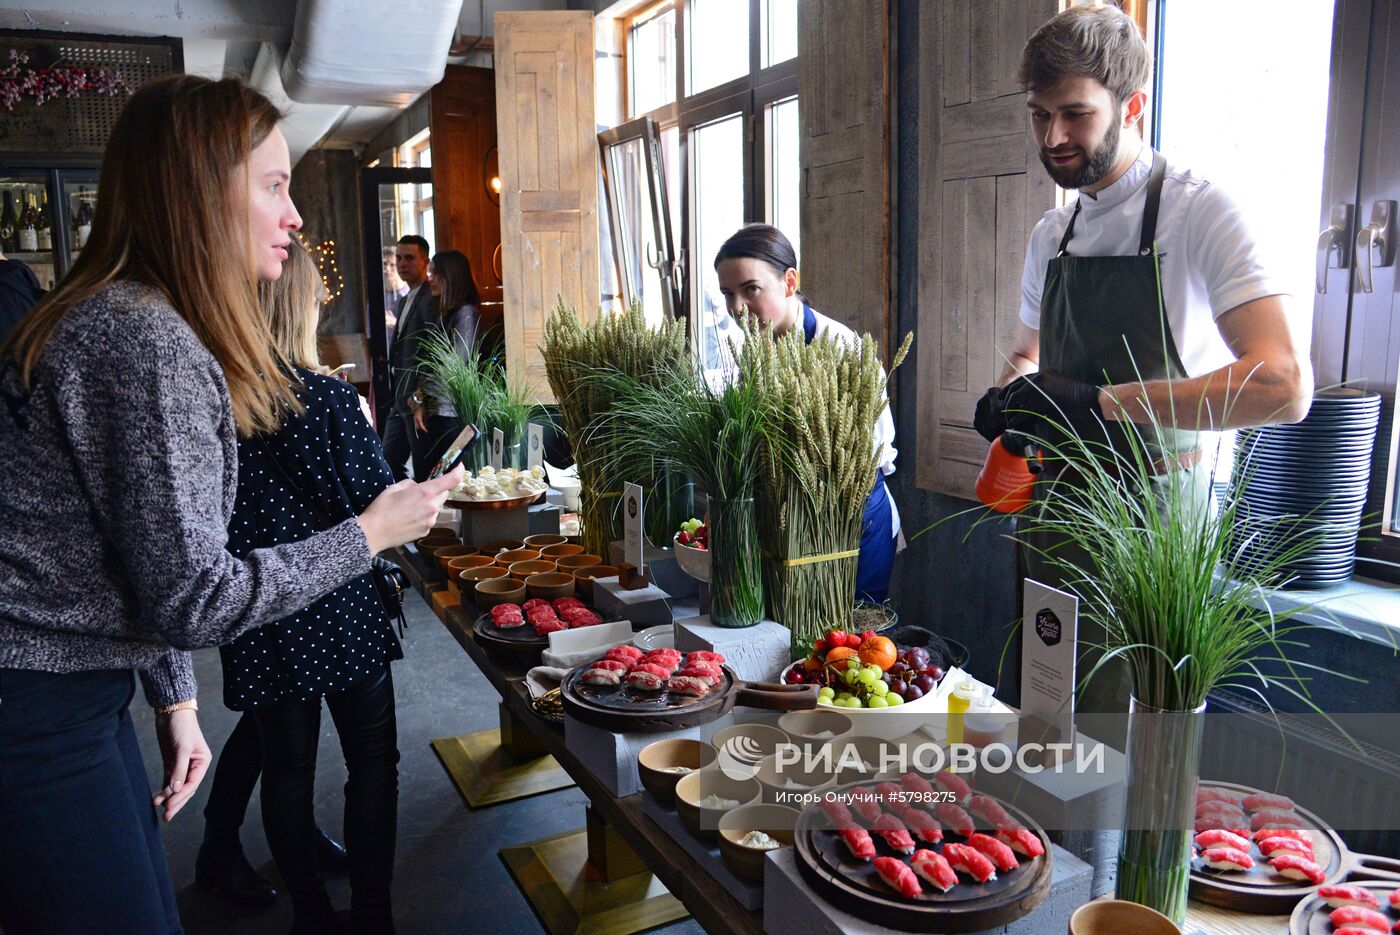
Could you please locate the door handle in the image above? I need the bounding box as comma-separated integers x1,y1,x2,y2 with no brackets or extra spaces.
1316,203,1353,294
1354,200,1397,294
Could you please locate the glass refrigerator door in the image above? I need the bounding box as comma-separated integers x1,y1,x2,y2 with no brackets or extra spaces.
59,172,99,274
0,171,59,289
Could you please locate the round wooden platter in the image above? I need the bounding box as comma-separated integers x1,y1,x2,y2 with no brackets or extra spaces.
791,788,1053,933
561,662,818,733
1189,779,1400,914
446,489,546,512
1289,880,1400,934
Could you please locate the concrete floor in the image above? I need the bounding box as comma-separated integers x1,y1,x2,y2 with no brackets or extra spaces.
131,590,706,935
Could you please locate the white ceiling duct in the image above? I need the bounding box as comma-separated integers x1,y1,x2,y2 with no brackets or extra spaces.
249,42,349,167
280,0,465,108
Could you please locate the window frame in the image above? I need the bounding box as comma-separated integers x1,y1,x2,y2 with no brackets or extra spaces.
598,115,684,321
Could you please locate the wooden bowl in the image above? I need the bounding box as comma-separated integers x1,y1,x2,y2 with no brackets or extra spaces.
571,564,618,600
416,535,458,560
525,572,576,600
523,534,568,549
717,804,799,882
555,552,603,572
508,559,556,582
474,577,526,612
637,739,717,804
445,554,495,594
754,752,836,805
709,723,791,774
479,538,524,555
495,548,541,568
459,565,508,609
433,543,479,574
540,543,585,559
1068,900,1178,935
674,768,761,839
777,710,854,746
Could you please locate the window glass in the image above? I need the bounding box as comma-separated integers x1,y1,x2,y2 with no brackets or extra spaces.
766,95,800,263
630,6,677,117
690,113,745,369
1158,0,1333,328
605,136,669,325
761,0,797,68
688,0,749,95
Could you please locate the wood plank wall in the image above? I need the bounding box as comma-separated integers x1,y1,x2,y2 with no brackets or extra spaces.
495,11,600,404
915,0,1058,498
797,0,890,355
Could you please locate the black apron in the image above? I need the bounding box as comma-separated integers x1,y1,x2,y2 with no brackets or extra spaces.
1024,150,1210,742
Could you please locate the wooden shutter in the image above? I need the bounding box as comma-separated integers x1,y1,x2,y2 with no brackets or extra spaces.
915,0,1058,497
798,0,889,353
495,11,599,404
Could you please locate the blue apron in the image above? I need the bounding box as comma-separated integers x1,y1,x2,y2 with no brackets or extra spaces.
802,305,895,603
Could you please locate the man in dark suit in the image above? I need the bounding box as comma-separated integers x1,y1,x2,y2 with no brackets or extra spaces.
379,234,446,481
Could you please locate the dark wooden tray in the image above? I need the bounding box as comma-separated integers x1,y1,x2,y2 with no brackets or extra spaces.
1289,880,1400,934
561,660,817,732
470,601,616,665
1189,779,1400,913
792,787,1052,933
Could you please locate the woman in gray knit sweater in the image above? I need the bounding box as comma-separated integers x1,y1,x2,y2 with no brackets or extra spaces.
0,75,462,935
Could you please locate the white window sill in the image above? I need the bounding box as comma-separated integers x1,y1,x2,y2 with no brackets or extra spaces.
1262,575,1400,648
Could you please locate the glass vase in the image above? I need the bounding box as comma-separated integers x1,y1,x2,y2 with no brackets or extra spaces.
1115,696,1208,924
708,496,763,628
645,459,695,550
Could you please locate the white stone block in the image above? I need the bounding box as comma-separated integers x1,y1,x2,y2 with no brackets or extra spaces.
674,615,791,682
563,715,700,797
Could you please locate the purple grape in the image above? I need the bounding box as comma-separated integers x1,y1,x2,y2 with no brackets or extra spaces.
904,684,924,702
890,678,907,697
928,665,945,682
913,674,936,694
888,662,909,677
907,648,930,669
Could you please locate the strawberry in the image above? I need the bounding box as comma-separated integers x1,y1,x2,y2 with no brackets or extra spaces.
677,531,693,545
826,629,849,649
814,638,828,653
860,629,878,643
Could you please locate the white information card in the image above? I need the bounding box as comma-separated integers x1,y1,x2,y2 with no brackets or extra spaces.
623,482,645,572
1021,578,1079,747
527,423,544,469
490,428,504,470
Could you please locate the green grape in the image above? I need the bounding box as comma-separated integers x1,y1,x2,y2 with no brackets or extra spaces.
886,694,904,706
817,696,833,706
847,697,864,708
818,687,835,699
843,668,860,686
858,670,879,686
869,680,888,697
866,696,888,708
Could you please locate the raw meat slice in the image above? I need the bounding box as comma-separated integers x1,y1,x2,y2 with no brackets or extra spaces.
839,826,876,861
910,848,958,892
1194,829,1251,852
1195,787,1243,808
1242,792,1295,812
1327,906,1391,931
873,856,922,898
819,798,853,828
942,842,996,883
872,814,916,855
900,772,935,798
1317,885,1381,910
966,832,1019,873
903,809,943,844
967,795,1011,827
1250,808,1306,831
666,675,710,696
1200,846,1254,871
934,802,975,838
580,667,622,686
932,770,972,800
685,650,726,664
996,826,1044,859
1256,836,1314,861
1269,854,1325,884
849,786,882,824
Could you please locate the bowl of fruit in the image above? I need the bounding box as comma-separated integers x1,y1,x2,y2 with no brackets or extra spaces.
779,629,953,739
672,517,710,583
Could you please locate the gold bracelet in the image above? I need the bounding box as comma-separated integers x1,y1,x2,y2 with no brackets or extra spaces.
155,699,198,717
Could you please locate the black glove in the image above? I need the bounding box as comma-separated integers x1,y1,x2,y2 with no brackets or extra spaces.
999,372,1103,434
973,385,1007,442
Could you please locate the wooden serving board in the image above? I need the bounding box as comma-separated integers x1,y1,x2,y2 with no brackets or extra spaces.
561,661,817,733
1189,780,1400,914
792,787,1053,933
1289,880,1400,934
471,601,614,665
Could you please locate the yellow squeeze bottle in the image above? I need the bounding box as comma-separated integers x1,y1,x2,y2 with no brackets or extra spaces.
946,679,978,746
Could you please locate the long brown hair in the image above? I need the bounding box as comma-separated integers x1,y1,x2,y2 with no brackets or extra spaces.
260,237,324,371
429,249,480,314
3,74,297,435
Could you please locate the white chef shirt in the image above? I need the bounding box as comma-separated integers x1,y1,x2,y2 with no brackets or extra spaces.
1019,143,1295,379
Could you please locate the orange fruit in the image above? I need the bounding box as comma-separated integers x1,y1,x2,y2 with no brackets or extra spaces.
824,646,860,670
802,655,824,673
858,636,897,672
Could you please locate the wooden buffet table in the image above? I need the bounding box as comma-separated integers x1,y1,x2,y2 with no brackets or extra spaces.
399,546,1290,935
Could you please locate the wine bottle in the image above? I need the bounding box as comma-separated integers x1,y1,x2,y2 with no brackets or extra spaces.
18,193,38,252
0,192,15,253
36,190,51,251
75,187,93,250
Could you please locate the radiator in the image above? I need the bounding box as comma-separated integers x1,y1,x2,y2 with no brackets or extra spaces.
1203,691,1400,857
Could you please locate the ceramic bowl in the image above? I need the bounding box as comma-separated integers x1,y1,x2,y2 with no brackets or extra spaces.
479,538,524,555
637,738,717,804
777,710,854,746
828,734,902,783
433,543,479,574
507,559,556,582
445,555,495,594
540,543,585,559
672,534,711,583
709,723,791,777
555,553,603,572
495,548,541,568
571,564,618,600
673,768,762,839
416,535,458,560
753,752,836,805
1067,900,1179,935
716,804,799,882
525,572,576,601
459,565,509,609
523,534,569,549
474,577,526,612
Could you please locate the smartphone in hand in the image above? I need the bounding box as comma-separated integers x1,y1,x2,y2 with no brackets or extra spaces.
429,424,479,479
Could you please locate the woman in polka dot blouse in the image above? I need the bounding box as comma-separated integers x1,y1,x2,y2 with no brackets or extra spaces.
214,240,403,934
